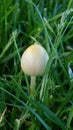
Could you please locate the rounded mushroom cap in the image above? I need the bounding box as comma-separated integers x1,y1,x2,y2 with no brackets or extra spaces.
21,44,49,76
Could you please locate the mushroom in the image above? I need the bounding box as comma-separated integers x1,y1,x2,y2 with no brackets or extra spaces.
21,43,49,97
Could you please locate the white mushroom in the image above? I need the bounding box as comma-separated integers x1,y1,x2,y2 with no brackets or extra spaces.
21,43,49,97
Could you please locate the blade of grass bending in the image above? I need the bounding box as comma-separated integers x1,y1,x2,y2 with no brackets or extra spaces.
32,101,66,130
0,30,18,59
0,4,17,23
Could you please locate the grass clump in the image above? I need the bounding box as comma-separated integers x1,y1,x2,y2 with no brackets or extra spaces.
0,0,73,130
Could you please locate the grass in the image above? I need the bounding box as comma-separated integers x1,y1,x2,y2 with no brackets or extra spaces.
0,0,73,130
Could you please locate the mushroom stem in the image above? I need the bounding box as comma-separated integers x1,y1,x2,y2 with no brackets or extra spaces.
30,76,36,98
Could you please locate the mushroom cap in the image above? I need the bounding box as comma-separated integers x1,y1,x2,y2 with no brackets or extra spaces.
21,44,49,76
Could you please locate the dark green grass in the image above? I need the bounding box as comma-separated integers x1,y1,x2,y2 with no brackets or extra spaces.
0,0,73,130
